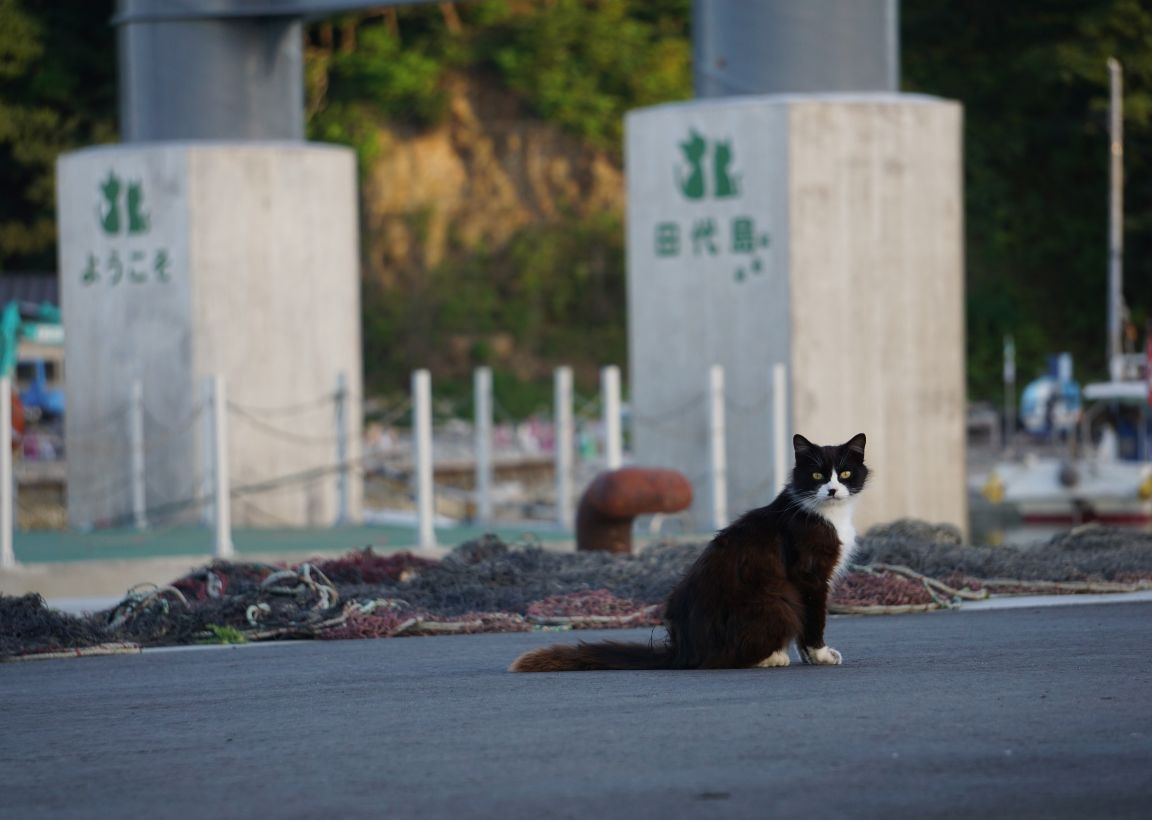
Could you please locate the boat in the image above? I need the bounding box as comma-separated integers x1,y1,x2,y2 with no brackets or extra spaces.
978,405,1152,529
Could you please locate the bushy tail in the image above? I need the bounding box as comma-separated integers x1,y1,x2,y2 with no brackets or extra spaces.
509,640,675,672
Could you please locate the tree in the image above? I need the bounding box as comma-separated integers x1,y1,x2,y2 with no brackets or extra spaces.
903,0,1152,399
0,0,117,272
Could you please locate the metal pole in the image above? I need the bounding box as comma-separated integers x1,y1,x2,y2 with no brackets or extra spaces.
1107,57,1124,380
334,372,349,525
601,365,622,470
708,365,728,530
772,363,789,493
0,378,13,569
211,375,233,559
412,369,436,550
129,379,147,529
1003,335,1016,451
474,366,492,524
554,366,574,530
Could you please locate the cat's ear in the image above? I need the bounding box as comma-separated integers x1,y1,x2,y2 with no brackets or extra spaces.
844,433,866,458
793,434,816,453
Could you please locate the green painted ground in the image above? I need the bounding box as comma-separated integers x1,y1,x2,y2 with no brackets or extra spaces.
13,521,571,564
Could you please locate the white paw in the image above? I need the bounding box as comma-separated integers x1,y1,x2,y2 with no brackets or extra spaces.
803,645,842,665
755,649,791,668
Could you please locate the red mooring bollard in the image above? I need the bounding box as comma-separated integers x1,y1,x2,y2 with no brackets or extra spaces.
575,467,693,554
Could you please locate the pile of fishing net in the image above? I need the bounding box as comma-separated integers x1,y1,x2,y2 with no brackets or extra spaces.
0,593,131,660
2,521,1151,658
857,519,1152,585
89,535,692,648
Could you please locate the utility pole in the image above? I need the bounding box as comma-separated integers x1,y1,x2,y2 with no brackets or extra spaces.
1107,57,1124,380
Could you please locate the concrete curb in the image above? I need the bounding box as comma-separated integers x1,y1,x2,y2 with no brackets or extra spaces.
45,587,1152,619
956,589,1152,611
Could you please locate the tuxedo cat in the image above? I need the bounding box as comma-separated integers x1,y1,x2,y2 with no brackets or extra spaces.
510,433,869,672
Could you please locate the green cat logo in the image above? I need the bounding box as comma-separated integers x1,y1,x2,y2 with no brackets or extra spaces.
126,182,149,234
712,140,739,198
676,130,740,201
98,171,149,236
98,172,121,235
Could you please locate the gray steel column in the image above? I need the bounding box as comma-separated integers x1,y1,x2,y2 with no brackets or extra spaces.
693,0,899,97
116,0,304,142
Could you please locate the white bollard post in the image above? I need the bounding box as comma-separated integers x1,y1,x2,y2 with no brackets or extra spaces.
474,366,493,524
200,378,215,527
0,378,13,569
210,375,233,558
601,365,622,470
412,369,436,551
772,363,789,493
334,372,349,525
554,366,574,529
129,379,147,530
708,365,728,530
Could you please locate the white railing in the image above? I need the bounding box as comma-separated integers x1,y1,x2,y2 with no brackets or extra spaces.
2,362,792,560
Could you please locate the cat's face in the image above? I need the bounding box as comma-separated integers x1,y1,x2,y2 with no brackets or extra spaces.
790,433,868,505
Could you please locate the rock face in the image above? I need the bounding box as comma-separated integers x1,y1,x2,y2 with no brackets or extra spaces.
362,74,624,287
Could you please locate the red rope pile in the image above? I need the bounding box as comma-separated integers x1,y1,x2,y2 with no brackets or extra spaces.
524,590,663,629
312,549,438,586
832,571,938,608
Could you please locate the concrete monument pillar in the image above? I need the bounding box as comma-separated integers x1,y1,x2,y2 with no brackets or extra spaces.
56,142,363,528
626,94,966,532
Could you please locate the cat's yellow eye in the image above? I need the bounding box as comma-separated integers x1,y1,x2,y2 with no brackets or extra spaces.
812,472,824,481
840,470,852,479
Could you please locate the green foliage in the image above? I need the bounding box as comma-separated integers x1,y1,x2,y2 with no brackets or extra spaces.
326,25,447,121
202,624,248,645
903,0,1152,398
307,19,449,169
304,1,691,160
430,371,560,422
495,211,626,353
479,0,691,150
0,0,40,79
0,0,117,271
361,213,626,400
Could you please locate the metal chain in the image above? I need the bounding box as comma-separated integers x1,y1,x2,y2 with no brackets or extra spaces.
227,402,342,445
226,393,337,418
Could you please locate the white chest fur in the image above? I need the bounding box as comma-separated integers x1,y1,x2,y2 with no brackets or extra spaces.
817,499,858,579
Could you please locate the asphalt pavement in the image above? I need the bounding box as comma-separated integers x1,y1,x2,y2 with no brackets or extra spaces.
2,601,1150,819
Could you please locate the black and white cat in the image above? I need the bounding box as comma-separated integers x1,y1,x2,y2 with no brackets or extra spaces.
510,433,869,672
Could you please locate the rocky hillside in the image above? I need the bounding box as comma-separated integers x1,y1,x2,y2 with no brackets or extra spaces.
363,74,624,283
356,74,628,398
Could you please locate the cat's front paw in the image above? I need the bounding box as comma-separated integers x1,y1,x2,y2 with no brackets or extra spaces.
802,645,842,665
